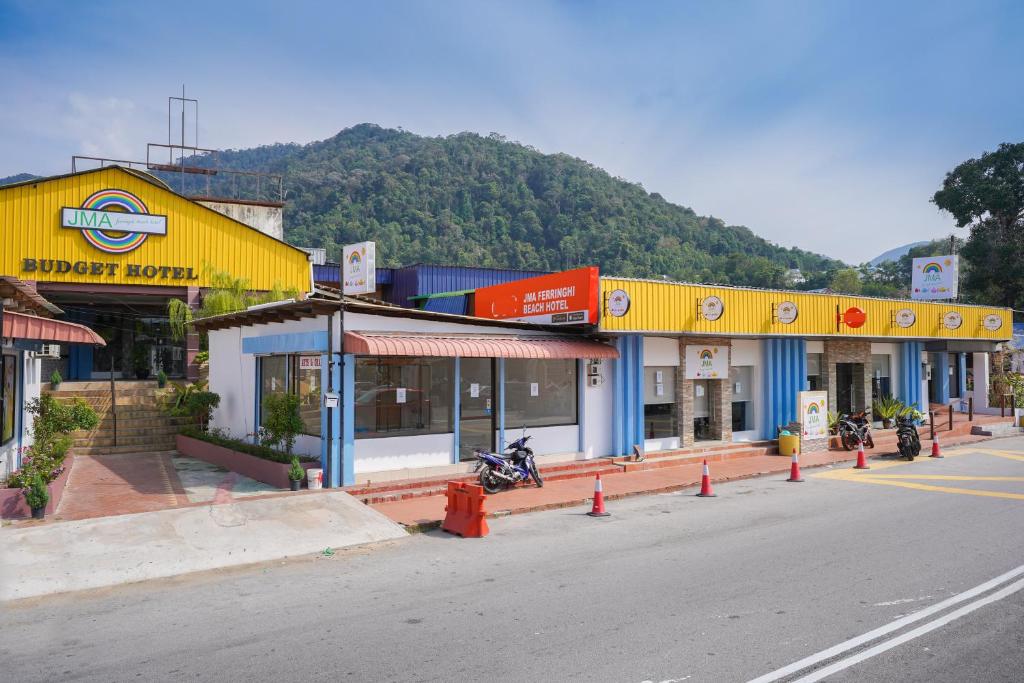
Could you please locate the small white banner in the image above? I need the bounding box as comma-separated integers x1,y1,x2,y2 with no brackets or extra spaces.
799,391,829,439
911,255,958,300
684,345,728,379
61,207,167,234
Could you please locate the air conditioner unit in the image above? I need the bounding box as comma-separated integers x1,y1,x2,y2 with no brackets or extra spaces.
38,344,61,358
587,375,601,387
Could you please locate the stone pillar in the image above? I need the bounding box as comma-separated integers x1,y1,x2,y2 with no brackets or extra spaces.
677,337,733,445
822,339,872,414
186,286,202,381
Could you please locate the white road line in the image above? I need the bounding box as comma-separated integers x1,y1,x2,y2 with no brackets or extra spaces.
792,576,1024,682
747,563,1024,683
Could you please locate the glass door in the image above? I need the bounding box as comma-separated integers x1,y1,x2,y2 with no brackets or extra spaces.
693,379,713,441
459,358,495,461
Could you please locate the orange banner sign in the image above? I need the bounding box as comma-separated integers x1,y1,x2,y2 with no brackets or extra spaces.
473,267,599,325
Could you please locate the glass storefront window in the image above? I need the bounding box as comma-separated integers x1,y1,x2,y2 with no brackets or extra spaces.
731,366,754,432
643,366,677,439
1,354,15,445
259,355,288,427
292,356,322,436
354,357,454,438
871,354,891,399
505,359,578,429
807,353,822,391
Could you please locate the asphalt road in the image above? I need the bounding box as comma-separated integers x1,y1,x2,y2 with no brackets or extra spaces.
3,437,1024,682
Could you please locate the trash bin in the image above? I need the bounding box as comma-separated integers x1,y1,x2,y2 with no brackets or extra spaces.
307,468,323,490
778,434,800,456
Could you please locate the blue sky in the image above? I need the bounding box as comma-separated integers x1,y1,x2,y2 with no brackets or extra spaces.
1,0,1021,262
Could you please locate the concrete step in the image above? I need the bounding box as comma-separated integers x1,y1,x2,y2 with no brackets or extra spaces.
971,422,1023,438
617,447,776,473
74,423,185,439
71,444,180,456
72,433,179,448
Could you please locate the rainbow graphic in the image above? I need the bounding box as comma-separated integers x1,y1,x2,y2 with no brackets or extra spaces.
78,189,152,254
348,250,362,266
807,403,820,414
699,349,714,360
922,262,943,274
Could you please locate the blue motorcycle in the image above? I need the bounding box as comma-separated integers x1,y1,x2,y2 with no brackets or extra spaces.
473,434,543,494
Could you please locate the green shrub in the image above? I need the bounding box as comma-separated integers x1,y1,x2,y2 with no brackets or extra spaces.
156,369,168,388
261,393,304,457
183,391,220,430
288,457,305,482
7,396,97,488
872,395,903,424
23,472,49,510
194,350,209,364
50,370,62,386
179,426,317,465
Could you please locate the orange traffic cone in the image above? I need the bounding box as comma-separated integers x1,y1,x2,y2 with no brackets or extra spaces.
853,442,869,469
587,473,611,517
930,433,944,458
786,450,804,482
696,459,716,497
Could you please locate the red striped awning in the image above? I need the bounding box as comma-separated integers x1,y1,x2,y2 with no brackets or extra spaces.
344,332,617,359
2,311,106,346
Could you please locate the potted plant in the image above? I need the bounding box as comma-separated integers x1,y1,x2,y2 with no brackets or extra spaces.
49,370,62,391
156,369,168,389
23,472,50,519
872,395,902,429
288,457,305,491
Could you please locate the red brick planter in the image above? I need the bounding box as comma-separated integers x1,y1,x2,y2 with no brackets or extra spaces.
175,434,319,489
1,454,75,520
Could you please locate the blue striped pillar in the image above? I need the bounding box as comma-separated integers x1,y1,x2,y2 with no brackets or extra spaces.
762,338,807,440
898,342,925,413
612,335,644,456
958,353,968,402
933,352,950,404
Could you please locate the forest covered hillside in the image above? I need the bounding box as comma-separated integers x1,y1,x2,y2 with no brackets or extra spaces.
167,124,843,288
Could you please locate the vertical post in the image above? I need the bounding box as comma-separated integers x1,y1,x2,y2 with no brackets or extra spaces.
1001,393,1006,418
948,404,953,431
929,411,936,441
324,311,333,488
109,354,117,447
968,396,974,421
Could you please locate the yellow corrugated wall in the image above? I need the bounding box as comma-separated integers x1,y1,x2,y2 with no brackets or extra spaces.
1,167,310,293
599,277,1012,341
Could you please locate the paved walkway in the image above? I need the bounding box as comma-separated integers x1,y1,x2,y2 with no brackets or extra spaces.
55,451,282,522
372,433,994,527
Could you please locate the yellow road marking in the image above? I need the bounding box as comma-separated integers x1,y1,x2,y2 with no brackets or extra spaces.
842,477,1024,501
857,474,1024,482
971,449,1024,462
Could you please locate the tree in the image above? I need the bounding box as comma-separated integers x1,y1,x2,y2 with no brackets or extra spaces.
933,142,1024,309
830,268,863,294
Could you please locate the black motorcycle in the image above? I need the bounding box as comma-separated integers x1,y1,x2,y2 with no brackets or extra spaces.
837,411,875,451
895,413,921,460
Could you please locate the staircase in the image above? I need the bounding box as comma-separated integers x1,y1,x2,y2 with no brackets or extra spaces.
46,381,195,455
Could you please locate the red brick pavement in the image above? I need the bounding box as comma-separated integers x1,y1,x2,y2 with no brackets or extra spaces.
57,452,190,521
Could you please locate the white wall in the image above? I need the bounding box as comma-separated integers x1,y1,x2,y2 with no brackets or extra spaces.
501,424,579,458
645,436,680,452
807,340,824,354
583,360,614,459
644,337,680,366
731,339,762,441
355,432,454,473
344,311,562,336
208,326,256,442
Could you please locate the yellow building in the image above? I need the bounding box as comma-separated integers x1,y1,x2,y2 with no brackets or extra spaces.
1,166,311,380
597,277,1013,453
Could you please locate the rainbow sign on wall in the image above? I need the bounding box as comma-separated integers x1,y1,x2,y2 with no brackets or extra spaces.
910,255,958,301
61,189,167,254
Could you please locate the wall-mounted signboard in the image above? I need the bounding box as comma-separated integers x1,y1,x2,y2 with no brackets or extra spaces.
474,267,599,325
684,345,727,379
911,255,958,300
343,241,376,295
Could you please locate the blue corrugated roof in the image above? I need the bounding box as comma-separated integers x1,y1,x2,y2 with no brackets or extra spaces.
422,295,469,315
312,264,393,286
389,264,548,308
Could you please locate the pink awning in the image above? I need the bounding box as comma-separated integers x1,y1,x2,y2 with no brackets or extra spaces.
344,332,617,359
2,311,106,346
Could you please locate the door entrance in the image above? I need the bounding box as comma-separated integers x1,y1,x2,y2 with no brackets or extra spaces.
836,362,863,415
459,359,495,461
693,379,714,441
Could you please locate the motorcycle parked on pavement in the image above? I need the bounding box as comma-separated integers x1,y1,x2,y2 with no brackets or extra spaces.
837,411,875,451
895,412,922,460
473,433,544,494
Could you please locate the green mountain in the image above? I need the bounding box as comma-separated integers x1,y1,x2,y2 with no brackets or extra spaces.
175,124,846,287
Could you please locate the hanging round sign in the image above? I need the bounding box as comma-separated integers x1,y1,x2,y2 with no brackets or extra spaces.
607,289,631,317
701,295,724,321
894,308,916,328
843,306,866,328
943,311,963,330
983,313,1003,331
776,301,798,324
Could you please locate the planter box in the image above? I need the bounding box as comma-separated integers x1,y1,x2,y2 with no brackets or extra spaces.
1,454,75,520
175,434,319,489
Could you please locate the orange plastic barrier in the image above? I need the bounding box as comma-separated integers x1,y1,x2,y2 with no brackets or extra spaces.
441,481,489,538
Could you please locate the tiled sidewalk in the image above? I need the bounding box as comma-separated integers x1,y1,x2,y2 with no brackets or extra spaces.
372,433,993,528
